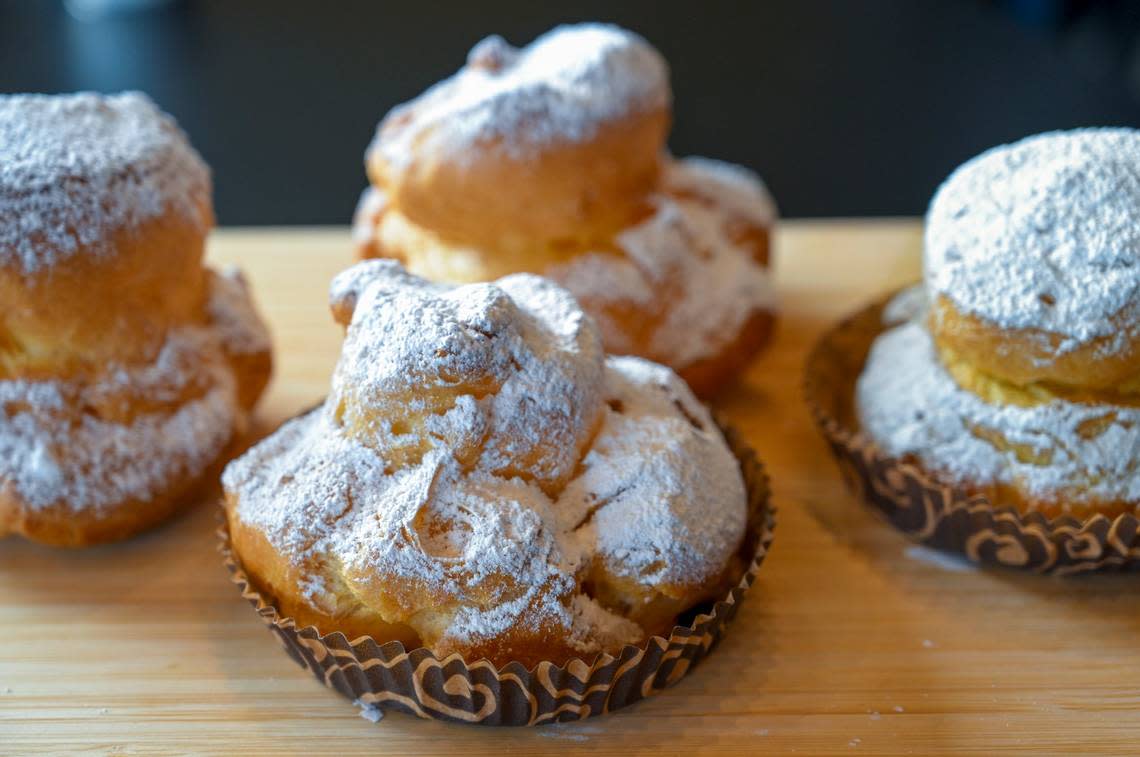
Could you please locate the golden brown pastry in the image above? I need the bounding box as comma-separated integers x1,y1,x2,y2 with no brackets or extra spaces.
354,24,777,398
223,260,748,668
857,129,1140,519
0,92,272,547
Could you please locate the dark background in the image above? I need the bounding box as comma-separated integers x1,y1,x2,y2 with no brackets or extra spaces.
2,0,1138,224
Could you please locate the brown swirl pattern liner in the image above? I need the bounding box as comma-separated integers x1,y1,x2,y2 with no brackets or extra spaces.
218,417,775,726
804,290,1140,575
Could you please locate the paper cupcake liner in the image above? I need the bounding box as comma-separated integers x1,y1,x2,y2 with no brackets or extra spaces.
218,417,775,725
804,290,1140,575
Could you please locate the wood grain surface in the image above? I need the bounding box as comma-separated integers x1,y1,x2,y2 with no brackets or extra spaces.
2,222,1138,756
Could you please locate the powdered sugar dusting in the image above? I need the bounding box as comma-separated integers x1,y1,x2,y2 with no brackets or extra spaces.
666,156,777,227
881,283,927,326
558,356,747,585
224,264,747,654
0,92,211,275
0,331,235,513
925,128,1140,353
0,268,263,515
328,259,604,493
207,267,273,356
857,320,1140,508
357,157,777,370
552,156,776,367
371,24,669,168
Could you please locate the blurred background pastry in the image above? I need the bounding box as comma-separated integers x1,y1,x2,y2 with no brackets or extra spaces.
0,91,272,546
223,260,749,667
857,128,1140,519
354,24,777,397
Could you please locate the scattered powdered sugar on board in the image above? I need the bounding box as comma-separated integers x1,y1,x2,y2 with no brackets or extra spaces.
224,263,747,654
904,544,976,573
371,23,669,167
537,721,603,741
552,156,776,367
856,320,1140,507
353,699,385,722
925,128,1140,353
0,91,211,274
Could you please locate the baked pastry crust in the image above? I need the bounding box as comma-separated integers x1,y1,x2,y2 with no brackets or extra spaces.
0,92,272,546
925,128,1140,394
930,294,1140,401
355,24,777,397
223,261,748,667
366,28,669,249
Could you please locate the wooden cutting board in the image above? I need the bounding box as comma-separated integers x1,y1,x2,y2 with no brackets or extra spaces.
2,222,1138,756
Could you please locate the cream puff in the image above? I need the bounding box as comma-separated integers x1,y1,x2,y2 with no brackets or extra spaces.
354,24,777,398
222,260,749,667
0,92,272,546
857,128,1140,519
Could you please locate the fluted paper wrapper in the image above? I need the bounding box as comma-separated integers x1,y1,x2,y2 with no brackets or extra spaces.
219,418,775,725
804,290,1140,575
